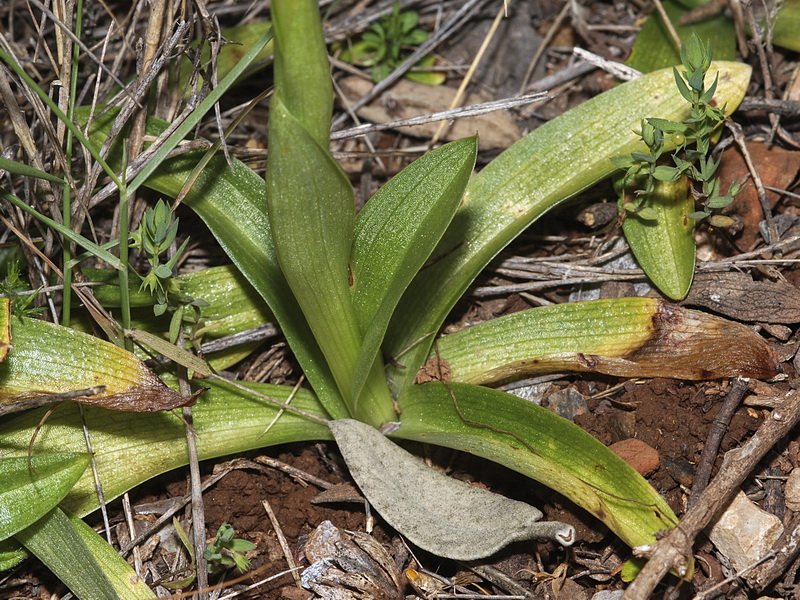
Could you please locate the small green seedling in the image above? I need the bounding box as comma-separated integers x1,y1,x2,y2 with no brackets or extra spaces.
0,260,43,317
613,34,742,226
336,1,442,84
203,522,257,573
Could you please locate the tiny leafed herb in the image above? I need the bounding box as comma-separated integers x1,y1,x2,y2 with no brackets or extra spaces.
0,259,44,317
612,34,742,226
130,199,207,340
203,522,256,573
334,1,441,84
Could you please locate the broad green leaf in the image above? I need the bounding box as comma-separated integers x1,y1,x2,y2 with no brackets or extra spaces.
0,316,187,412
78,266,271,370
383,61,752,396
432,298,781,384
0,157,65,184
774,0,800,52
350,137,477,402
625,0,736,74
0,379,330,517
620,175,696,300
76,106,346,419
267,94,370,418
0,539,26,571
393,382,678,551
16,507,156,600
0,453,89,541
271,0,332,147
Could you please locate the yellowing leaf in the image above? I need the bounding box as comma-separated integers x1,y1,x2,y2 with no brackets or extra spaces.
0,317,190,412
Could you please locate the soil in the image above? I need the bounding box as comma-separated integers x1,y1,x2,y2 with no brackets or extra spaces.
1,0,800,599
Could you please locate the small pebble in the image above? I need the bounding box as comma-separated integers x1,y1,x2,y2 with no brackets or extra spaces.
591,591,624,600
609,438,660,476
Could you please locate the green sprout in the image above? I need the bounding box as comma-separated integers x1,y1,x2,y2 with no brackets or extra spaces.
130,199,207,341
0,259,44,317
612,34,742,227
336,1,441,84
202,523,257,573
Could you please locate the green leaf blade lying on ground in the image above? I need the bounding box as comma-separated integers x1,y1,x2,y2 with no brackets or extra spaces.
431,298,781,385
621,176,696,300
0,317,189,412
394,382,678,551
16,507,156,600
383,61,752,396
350,137,477,401
0,379,330,518
0,453,89,541
76,106,346,419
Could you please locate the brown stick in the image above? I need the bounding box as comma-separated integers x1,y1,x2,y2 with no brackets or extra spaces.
621,387,800,600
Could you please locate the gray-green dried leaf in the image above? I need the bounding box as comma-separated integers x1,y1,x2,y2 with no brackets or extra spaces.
329,419,575,561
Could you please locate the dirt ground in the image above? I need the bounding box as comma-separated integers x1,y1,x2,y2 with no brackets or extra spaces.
1,0,800,599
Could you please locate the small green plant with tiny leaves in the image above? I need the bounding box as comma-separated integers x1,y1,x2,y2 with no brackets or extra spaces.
336,1,442,84
203,523,256,573
613,34,742,226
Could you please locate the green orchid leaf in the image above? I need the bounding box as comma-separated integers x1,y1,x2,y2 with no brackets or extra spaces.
625,0,736,74
0,379,330,518
383,61,752,396
431,297,781,385
0,316,188,413
0,453,89,541
75,106,345,419
350,136,477,402
77,265,272,371
0,538,26,571
16,507,156,600
266,94,367,417
774,0,800,52
394,382,678,552
267,1,395,426
620,175,696,300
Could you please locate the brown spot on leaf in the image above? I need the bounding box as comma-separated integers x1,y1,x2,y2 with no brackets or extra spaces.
415,357,452,384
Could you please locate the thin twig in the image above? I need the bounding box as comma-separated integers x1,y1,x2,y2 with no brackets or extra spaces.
688,377,749,509
262,499,301,587
621,387,800,599
726,120,778,244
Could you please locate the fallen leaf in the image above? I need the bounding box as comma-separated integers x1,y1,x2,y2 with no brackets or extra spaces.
329,419,575,561
719,142,800,251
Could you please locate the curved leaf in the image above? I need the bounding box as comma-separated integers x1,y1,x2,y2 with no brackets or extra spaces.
432,298,780,384
0,379,330,517
621,176,696,300
394,382,678,550
350,137,477,401
0,453,89,541
16,507,157,600
76,105,345,419
331,418,574,560
383,61,752,396
267,94,367,417
0,317,188,412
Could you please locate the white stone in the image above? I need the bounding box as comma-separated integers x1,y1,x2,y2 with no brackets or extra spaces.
708,490,783,573
591,591,624,600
